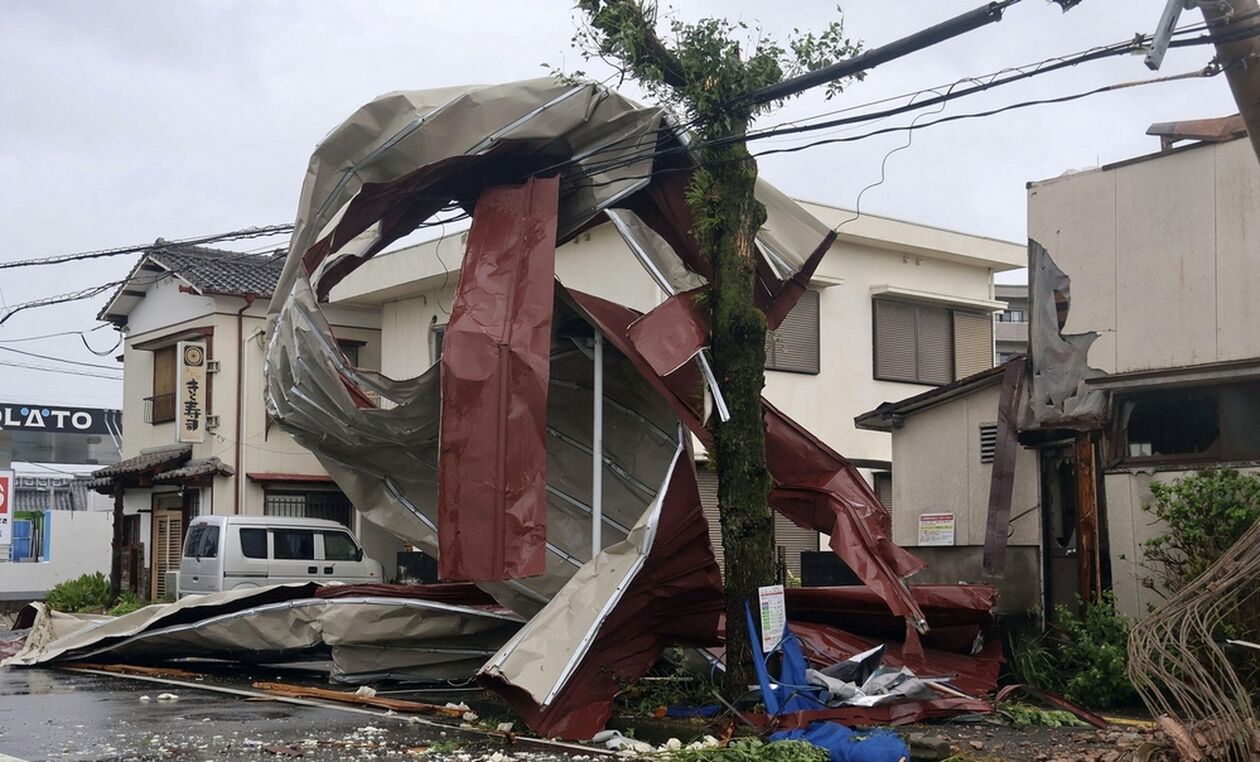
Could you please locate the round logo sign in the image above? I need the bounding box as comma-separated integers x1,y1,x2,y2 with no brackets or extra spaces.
183,345,205,367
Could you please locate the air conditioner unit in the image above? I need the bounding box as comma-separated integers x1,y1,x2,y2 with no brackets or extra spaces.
164,570,180,602
205,415,221,431
206,360,221,373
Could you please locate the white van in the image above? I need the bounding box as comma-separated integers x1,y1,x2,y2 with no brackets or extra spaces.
177,515,384,598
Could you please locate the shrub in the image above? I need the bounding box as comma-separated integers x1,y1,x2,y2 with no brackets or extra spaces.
107,590,148,617
1006,594,1136,709
45,572,111,613
1142,467,1260,594
1051,593,1136,708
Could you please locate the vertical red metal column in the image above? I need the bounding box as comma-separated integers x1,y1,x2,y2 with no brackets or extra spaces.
437,176,559,581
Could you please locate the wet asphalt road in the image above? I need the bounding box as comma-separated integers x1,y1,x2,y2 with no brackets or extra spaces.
0,668,560,761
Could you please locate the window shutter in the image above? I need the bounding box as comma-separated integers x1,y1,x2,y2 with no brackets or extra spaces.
696,468,724,575
874,471,893,511
153,346,176,397
766,290,820,373
915,305,953,385
773,513,819,577
874,299,918,381
979,423,998,463
953,310,993,379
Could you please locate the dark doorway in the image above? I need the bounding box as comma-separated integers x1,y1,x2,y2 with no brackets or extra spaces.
1040,444,1079,620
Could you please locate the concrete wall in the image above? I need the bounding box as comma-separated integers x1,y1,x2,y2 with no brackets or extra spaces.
1028,138,1260,374
0,510,112,600
1103,465,1260,620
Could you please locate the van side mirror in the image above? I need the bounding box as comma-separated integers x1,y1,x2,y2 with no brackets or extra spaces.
355,548,363,562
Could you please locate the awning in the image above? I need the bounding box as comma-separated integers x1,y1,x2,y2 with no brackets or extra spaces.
151,457,235,485
89,444,231,493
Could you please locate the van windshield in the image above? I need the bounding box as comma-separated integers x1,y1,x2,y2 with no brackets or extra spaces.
183,524,220,559
323,532,359,561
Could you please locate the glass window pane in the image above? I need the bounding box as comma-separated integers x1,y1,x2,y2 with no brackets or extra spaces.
182,525,203,557
199,525,219,558
273,529,314,560
323,532,359,561
240,528,267,559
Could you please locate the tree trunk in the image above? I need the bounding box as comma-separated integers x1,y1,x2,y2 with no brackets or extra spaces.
109,484,124,602
695,128,777,697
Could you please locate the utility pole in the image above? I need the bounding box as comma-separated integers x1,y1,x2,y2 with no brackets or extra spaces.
1201,0,1260,160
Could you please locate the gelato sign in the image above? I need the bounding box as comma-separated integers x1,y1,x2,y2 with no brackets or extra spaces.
0,404,119,435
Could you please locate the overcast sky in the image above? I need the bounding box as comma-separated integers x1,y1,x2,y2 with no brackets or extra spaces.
0,0,1240,408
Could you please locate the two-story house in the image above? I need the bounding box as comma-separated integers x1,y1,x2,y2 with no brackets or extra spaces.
328,200,1025,576
91,244,393,599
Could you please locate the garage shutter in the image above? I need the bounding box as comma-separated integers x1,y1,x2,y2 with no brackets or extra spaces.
697,468,724,574
766,290,820,374
953,310,994,379
915,305,953,385
697,468,819,578
873,299,917,382
774,514,818,577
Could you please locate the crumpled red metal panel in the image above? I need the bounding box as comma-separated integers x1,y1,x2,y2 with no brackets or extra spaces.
437,177,559,582
785,585,995,650
480,454,724,739
566,289,928,628
627,290,708,377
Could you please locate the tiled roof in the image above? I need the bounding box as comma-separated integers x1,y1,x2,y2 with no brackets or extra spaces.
151,457,235,484
147,244,287,297
98,243,287,323
91,443,191,483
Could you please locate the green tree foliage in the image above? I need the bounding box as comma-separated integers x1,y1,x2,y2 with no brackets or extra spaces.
1141,467,1260,593
571,0,861,699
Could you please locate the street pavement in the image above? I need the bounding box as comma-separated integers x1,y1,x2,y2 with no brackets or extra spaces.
0,667,564,761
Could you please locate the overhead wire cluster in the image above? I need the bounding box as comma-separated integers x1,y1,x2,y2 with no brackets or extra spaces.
3,6,1257,382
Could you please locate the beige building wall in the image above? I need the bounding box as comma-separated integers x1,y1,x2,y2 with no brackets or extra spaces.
1028,137,1260,374
889,384,1040,549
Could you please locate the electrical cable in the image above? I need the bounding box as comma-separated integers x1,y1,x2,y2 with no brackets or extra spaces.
0,359,123,381
0,224,294,271
0,324,112,344
0,344,126,371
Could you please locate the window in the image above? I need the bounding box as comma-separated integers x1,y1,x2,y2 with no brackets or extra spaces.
264,489,352,528
182,524,219,559
323,531,360,561
1116,382,1260,465
765,290,820,374
996,309,1026,323
240,528,267,559
431,324,446,363
273,529,315,560
873,299,992,385
979,423,998,464
873,472,893,511
336,340,361,367
148,345,177,423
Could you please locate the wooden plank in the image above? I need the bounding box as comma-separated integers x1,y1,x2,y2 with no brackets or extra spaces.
250,681,466,718
982,360,1026,577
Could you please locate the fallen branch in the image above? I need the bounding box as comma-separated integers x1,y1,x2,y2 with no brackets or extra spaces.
250,681,466,718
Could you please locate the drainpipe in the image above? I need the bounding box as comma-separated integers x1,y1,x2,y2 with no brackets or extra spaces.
234,295,256,515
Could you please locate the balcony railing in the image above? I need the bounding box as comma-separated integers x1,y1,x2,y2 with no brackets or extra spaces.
144,393,176,424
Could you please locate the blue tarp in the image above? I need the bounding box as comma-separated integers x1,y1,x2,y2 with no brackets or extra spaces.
745,603,910,762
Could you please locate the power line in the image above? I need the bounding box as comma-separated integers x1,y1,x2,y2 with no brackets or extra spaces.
0,344,125,371
0,224,294,271
0,359,123,381
0,324,112,344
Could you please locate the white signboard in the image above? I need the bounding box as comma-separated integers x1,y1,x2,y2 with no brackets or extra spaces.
0,470,12,545
918,512,956,546
176,341,207,444
758,584,786,654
